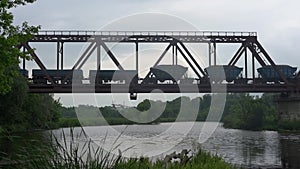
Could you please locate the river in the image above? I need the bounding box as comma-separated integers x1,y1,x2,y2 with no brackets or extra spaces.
1,122,300,168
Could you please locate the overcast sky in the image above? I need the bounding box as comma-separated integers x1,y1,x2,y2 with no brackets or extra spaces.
11,0,300,107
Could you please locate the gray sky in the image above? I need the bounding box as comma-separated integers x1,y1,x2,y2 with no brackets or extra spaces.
11,0,300,106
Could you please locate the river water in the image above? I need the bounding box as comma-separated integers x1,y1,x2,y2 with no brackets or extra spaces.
1,122,300,168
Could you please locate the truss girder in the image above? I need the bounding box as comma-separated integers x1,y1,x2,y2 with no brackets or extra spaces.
19,30,299,95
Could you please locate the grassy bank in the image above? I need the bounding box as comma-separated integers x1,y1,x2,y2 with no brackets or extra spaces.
59,117,300,133
277,120,300,132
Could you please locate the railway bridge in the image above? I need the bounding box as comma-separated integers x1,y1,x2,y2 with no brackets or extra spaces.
18,30,300,119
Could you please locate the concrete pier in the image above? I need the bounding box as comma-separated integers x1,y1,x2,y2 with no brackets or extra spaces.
278,93,300,121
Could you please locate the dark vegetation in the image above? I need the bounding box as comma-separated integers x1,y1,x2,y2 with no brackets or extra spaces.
58,93,283,131
0,74,61,132
0,0,39,95
56,92,299,131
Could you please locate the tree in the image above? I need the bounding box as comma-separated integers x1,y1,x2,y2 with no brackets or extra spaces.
0,74,28,128
137,99,151,111
0,0,39,95
222,94,273,131
0,74,61,131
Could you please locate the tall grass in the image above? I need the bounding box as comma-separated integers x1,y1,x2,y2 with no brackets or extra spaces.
0,127,239,169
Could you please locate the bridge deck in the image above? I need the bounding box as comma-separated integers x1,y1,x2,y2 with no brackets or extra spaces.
29,83,300,93
30,30,257,43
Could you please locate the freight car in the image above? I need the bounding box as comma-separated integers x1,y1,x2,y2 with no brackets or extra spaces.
32,69,83,84
149,65,188,83
257,65,297,82
89,70,138,84
204,65,243,83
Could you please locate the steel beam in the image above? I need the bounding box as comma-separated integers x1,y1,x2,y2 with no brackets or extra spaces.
22,43,55,84
252,53,255,79
228,44,244,66
245,47,248,78
61,42,64,70
78,44,97,69
153,43,172,67
97,43,101,70
136,41,138,73
172,45,175,65
208,43,212,66
178,41,206,76
72,42,96,70
99,40,124,70
142,43,172,83
247,43,267,66
175,45,178,65
56,41,60,70
62,42,96,84
177,46,202,79
255,41,289,83
213,42,217,65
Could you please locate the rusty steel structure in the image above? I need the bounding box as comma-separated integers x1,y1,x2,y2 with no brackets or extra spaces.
19,30,300,99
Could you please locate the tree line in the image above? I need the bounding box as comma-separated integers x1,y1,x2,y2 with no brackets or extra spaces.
58,93,286,131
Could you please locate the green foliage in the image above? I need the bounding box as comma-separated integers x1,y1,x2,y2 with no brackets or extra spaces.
278,120,300,131
0,0,39,95
60,106,76,118
59,93,296,132
222,93,279,131
0,75,61,131
137,99,151,111
0,73,28,128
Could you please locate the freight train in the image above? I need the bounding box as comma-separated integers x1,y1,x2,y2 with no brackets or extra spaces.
20,64,298,85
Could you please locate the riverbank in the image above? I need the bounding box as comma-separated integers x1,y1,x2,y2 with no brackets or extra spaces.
57,117,300,133
2,122,299,168
1,149,237,169
58,117,178,128
0,127,238,169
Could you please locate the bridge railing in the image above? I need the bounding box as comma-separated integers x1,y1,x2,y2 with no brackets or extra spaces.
36,30,257,37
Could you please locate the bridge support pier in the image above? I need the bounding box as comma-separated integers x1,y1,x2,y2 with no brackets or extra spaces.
278,93,300,121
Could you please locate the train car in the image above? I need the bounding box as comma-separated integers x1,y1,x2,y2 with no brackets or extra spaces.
32,69,83,84
19,69,28,78
150,65,188,83
89,70,138,84
204,65,243,83
257,65,297,82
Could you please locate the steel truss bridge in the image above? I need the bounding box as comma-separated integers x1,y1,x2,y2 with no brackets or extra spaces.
19,30,300,99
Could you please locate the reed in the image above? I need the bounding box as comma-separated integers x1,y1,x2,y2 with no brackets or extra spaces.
0,127,239,169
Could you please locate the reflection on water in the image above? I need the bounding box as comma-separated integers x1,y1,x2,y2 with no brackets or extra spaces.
280,133,300,169
199,127,281,168
1,122,300,168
